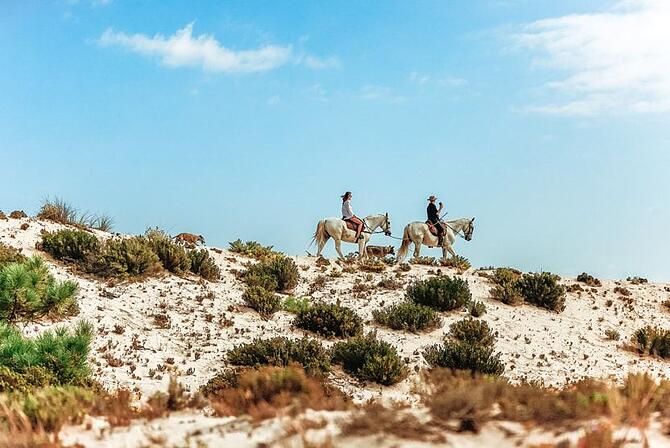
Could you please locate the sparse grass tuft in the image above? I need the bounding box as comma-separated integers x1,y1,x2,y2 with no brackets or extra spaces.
229,239,278,260
440,255,471,273
357,258,386,273
242,286,281,319
37,198,113,231
469,300,487,317
281,296,312,314
0,243,26,267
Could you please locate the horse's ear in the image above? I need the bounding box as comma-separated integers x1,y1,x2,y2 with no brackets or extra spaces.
471,217,475,223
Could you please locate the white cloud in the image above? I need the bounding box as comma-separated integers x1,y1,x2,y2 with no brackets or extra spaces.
515,0,670,116
99,23,313,74
301,55,341,70
358,85,405,103
409,72,467,87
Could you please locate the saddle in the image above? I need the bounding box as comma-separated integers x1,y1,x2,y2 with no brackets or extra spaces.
343,218,359,232
426,220,441,236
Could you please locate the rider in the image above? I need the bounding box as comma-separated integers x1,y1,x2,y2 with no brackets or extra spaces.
341,191,364,241
427,195,445,246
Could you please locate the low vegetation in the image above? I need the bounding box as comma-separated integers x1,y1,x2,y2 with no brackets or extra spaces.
468,300,487,317
331,332,406,385
0,243,26,267
577,272,602,287
229,239,278,260
489,268,566,312
281,296,311,314
226,337,330,376
242,286,281,319
244,255,299,292
294,302,363,338
406,275,471,312
424,318,504,375
373,301,440,332
205,366,347,420
439,255,471,273
39,228,218,281
37,197,113,231
0,321,92,391
631,325,670,358
0,256,78,323
357,258,386,273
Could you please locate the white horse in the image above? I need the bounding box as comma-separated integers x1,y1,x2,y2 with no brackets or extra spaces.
396,217,475,263
312,213,391,259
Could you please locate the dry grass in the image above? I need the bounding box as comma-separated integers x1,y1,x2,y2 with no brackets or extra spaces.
209,366,347,420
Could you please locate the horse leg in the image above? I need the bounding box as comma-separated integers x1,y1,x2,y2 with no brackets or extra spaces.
334,238,345,260
359,238,367,259
446,245,457,258
413,240,421,258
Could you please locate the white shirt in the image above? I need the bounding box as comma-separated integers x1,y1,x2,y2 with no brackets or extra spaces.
342,200,354,219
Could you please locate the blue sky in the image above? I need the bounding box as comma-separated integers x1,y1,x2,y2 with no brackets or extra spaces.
2,0,669,280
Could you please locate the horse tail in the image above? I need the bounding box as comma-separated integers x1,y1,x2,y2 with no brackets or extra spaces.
396,225,411,263
311,220,330,249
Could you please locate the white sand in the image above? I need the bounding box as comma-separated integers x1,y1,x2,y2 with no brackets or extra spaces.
2,215,670,447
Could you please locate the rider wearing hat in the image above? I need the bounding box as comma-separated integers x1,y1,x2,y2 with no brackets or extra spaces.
427,195,445,246
342,191,364,241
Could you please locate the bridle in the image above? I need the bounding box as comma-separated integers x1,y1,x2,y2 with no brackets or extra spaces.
444,219,474,241
363,213,392,236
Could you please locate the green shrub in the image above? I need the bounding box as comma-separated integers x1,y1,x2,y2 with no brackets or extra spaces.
294,302,363,338
440,255,471,272
227,337,330,376
469,301,487,317
0,321,92,387
0,365,57,392
406,276,471,312
373,302,440,332
242,286,281,319
423,318,504,375
145,228,191,274
577,272,601,287
632,326,670,358
90,236,161,278
40,229,100,262
229,239,277,260
448,318,496,347
518,272,566,312
331,333,406,385
0,256,78,323
0,243,26,267
189,249,221,280
282,296,312,314
200,370,240,396
489,268,523,305
244,256,299,292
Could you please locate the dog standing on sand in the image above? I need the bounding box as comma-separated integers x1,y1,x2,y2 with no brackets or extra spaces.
173,233,205,248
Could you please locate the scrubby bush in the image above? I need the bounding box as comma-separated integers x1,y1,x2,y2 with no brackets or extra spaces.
448,318,496,347
227,337,330,376
518,272,566,312
440,255,471,273
410,256,437,266
189,249,221,280
604,329,620,341
423,318,504,375
229,239,277,260
0,210,5,220
373,302,440,332
331,333,406,385
0,243,26,267
0,256,78,323
632,326,670,358
0,321,92,387
489,268,523,305
90,236,161,278
469,301,487,317
577,272,601,287
145,228,191,274
244,256,299,292
207,366,346,419
627,276,648,285
282,296,312,314
242,286,281,319
40,229,100,262
407,276,471,312
9,210,28,219
358,258,386,273
294,302,363,338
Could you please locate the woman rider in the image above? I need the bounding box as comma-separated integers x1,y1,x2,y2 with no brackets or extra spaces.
341,191,364,241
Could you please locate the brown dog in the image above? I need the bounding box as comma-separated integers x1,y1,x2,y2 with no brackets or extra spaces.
366,245,395,258
173,233,205,248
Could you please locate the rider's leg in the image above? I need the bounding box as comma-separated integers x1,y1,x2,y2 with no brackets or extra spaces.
436,224,444,246
354,217,364,241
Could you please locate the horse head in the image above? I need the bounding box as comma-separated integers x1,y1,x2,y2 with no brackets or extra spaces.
464,217,475,241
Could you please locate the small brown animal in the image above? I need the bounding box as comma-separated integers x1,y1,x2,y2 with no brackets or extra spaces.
173,233,205,248
366,245,395,258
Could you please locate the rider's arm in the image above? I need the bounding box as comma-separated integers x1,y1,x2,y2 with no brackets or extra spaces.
438,202,444,213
